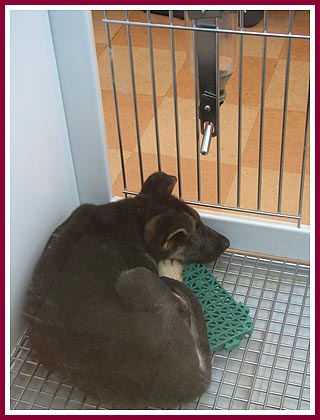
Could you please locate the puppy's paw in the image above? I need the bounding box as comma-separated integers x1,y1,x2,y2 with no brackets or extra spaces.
158,259,183,282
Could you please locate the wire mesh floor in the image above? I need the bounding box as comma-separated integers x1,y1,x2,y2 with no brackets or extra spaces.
10,252,310,411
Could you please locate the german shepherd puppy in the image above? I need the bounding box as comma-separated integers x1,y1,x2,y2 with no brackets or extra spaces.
27,172,230,409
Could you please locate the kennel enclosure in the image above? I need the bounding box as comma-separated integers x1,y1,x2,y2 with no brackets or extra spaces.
9,9,312,411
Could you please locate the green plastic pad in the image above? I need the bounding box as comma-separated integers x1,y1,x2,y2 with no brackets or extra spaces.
183,263,254,352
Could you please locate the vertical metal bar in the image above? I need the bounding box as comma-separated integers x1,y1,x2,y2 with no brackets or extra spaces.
104,11,128,196
125,10,144,187
277,11,293,213
209,253,235,409
193,22,201,202
279,268,309,409
246,258,286,408
25,349,52,408
227,255,268,409
237,11,244,208
146,10,161,171
215,17,221,205
169,10,182,198
297,84,310,228
262,262,299,409
257,11,268,210
297,343,310,409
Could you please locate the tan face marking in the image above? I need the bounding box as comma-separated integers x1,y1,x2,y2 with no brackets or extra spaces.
167,246,185,260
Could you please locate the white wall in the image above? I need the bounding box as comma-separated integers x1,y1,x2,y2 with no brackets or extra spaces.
10,10,80,350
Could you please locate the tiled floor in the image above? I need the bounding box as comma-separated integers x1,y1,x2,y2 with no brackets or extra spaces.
92,10,310,225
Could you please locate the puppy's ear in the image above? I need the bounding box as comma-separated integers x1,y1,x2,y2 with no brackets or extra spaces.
145,212,195,251
140,172,177,197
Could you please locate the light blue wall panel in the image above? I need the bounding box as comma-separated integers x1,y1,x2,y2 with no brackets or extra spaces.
10,10,80,350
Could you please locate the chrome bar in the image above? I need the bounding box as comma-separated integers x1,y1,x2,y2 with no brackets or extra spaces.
102,18,310,40
104,11,128,196
200,122,214,155
193,22,201,201
29,367,57,409
257,11,268,210
146,10,161,171
237,11,244,208
246,260,286,408
122,190,300,220
169,11,182,198
297,343,310,409
215,17,221,205
262,262,299,409
47,377,66,409
210,255,235,409
277,11,293,213
279,268,310,409
227,256,268,409
125,10,144,187
297,84,310,228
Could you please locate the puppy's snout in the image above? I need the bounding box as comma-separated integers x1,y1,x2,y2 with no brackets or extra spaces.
219,234,230,252
210,234,229,261
198,225,230,262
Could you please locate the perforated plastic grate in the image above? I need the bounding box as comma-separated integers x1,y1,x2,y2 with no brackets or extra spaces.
10,252,311,411
183,263,254,352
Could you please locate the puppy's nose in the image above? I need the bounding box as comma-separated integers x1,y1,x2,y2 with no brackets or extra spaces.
220,235,230,251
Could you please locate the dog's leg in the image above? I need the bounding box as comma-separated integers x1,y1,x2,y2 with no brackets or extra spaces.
158,260,183,282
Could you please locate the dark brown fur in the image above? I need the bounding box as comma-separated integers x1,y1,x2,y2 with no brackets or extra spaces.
26,172,229,409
